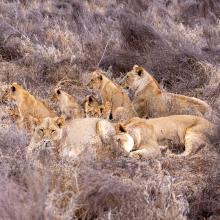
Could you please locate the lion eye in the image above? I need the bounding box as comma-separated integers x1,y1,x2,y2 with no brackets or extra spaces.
100,107,104,113
116,138,120,143
38,128,44,134
51,129,56,134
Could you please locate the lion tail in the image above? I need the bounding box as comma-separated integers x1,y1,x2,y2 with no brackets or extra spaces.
188,97,210,114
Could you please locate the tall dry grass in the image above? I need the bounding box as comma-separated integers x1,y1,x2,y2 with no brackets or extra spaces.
0,0,219,219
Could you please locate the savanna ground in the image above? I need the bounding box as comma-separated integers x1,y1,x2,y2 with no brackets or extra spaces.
0,0,220,219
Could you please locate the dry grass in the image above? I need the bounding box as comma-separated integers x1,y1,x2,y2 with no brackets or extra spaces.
0,0,220,219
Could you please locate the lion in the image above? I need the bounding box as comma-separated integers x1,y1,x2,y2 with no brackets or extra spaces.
1,83,19,123
26,116,65,159
3,83,57,130
114,115,215,159
6,104,20,122
27,117,116,160
121,65,211,118
52,88,85,120
84,95,111,119
87,69,137,121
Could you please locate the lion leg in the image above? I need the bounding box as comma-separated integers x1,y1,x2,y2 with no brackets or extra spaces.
17,115,26,129
185,132,207,156
102,101,112,119
129,146,161,160
171,130,206,157
15,107,28,129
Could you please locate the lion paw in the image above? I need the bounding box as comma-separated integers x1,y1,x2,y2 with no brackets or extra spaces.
129,151,141,159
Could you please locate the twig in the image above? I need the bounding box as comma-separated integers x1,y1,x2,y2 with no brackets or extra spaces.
97,34,112,68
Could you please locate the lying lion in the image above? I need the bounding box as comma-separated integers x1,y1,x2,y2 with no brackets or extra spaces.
87,69,137,121
115,115,215,159
3,83,57,129
27,117,116,159
121,65,211,118
52,88,85,120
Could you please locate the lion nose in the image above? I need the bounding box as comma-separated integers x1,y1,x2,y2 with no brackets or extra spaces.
43,140,52,148
87,84,92,89
113,136,120,145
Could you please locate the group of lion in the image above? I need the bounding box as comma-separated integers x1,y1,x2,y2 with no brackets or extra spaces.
2,65,217,160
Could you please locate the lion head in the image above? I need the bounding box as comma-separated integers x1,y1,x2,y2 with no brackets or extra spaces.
87,70,104,90
31,116,65,150
84,95,104,118
51,87,62,102
114,132,134,153
113,123,135,153
121,65,151,91
2,83,23,102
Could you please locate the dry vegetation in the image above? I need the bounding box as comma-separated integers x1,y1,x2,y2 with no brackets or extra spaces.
0,0,220,219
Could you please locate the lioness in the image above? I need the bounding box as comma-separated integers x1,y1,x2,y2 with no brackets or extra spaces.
121,65,210,118
27,116,65,159
3,83,57,129
115,115,215,159
27,117,115,159
84,95,111,119
87,69,137,121
52,88,85,120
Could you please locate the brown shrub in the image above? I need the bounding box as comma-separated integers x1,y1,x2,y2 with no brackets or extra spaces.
0,0,219,219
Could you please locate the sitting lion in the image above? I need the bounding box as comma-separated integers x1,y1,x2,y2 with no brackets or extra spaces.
87,69,137,121
27,117,116,159
84,95,111,119
3,83,57,130
115,115,215,159
121,65,211,118
52,88,85,120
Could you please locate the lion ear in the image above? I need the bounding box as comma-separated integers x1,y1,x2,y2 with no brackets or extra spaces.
55,116,65,128
115,123,127,133
135,66,144,76
99,105,104,113
56,89,61,95
88,96,93,103
133,65,139,70
31,117,42,128
11,83,18,92
119,124,126,132
11,86,16,92
133,65,144,76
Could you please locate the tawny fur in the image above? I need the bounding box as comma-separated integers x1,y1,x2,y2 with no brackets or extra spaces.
27,116,65,159
52,88,85,120
115,115,215,159
84,95,111,119
3,83,57,130
121,65,211,118
87,69,137,122
27,117,115,159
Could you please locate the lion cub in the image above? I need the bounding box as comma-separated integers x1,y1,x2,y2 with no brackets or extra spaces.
3,83,57,129
121,65,210,118
52,88,85,120
87,69,137,122
84,95,111,119
115,115,215,159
